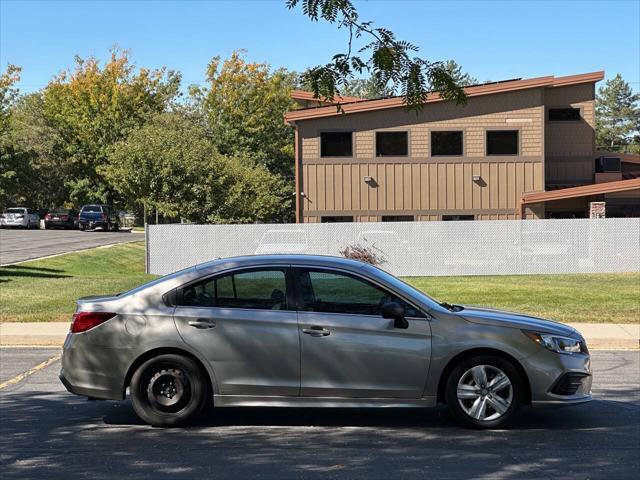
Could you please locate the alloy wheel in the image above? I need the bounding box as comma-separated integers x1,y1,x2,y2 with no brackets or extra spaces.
456,364,513,422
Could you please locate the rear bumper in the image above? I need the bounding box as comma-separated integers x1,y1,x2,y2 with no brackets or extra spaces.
59,370,117,399
0,219,27,227
46,220,75,229
79,221,108,229
59,333,127,400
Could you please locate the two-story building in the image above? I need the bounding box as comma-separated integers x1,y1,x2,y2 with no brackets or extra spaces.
286,72,640,223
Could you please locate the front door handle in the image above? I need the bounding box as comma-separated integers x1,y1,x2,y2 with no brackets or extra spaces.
188,319,216,329
302,326,330,337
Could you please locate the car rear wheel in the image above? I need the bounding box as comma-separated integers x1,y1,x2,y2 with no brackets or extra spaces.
445,355,523,429
130,354,209,427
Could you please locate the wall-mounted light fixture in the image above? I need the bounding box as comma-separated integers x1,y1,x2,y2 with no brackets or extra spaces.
363,176,379,188
472,175,482,182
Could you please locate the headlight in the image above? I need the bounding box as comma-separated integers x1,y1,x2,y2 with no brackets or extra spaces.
523,331,583,354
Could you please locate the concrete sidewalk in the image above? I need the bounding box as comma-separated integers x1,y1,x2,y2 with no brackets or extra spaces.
1,321,638,350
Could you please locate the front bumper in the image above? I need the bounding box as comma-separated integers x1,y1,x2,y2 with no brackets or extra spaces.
523,346,593,406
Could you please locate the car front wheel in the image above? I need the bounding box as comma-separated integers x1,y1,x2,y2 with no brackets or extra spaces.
445,355,523,429
130,354,209,427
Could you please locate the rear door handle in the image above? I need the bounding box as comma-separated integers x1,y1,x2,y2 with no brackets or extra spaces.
188,319,216,329
302,326,330,337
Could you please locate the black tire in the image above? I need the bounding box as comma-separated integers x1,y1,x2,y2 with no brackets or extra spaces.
130,354,209,427
104,222,110,232
445,354,523,429
113,222,120,232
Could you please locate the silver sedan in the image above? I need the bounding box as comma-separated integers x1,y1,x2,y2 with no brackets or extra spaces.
60,254,592,428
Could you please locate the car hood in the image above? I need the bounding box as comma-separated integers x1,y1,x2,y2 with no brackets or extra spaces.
460,305,577,337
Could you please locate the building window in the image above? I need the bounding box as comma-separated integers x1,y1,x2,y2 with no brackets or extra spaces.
442,215,475,221
381,215,414,222
595,156,621,172
548,108,581,121
431,131,463,156
321,216,354,223
486,130,518,155
376,131,408,156
321,132,353,157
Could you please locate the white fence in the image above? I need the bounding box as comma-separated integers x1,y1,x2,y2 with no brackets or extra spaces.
146,218,640,277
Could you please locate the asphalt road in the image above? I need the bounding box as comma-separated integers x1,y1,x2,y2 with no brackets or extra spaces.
0,349,638,480
0,229,145,264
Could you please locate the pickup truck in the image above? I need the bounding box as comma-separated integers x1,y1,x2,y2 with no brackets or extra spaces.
78,205,119,231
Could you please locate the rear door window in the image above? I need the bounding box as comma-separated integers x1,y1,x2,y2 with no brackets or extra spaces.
179,268,288,310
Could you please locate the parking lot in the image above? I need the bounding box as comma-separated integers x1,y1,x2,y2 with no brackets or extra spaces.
0,229,145,265
0,348,638,480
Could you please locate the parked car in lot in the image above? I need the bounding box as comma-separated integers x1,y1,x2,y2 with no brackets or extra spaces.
60,254,592,429
0,207,40,229
78,204,119,231
254,229,309,254
44,208,78,230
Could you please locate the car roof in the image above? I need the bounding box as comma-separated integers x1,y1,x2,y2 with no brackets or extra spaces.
125,254,373,299
194,254,368,272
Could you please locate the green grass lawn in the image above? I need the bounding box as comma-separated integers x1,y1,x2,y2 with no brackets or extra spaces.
0,243,156,323
1,242,638,323
404,274,640,324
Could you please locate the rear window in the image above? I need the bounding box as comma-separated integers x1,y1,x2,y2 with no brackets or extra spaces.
81,205,102,212
6,208,25,214
51,209,72,215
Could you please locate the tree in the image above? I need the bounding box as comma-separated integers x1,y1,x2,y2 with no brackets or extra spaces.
0,64,37,209
193,51,298,179
596,74,640,152
286,0,467,110
339,75,393,99
0,64,21,133
12,49,181,207
442,60,478,87
104,112,290,224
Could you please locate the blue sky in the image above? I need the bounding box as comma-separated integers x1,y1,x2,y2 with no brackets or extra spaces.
1,0,639,94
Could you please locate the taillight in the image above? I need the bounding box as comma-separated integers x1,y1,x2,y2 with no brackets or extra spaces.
61,215,68,220
45,214,52,220
102,213,107,220
71,312,116,333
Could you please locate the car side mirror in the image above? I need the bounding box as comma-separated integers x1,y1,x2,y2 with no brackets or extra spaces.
381,302,408,329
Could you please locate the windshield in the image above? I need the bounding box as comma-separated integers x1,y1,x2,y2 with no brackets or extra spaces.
81,205,102,213
362,264,442,309
6,208,25,214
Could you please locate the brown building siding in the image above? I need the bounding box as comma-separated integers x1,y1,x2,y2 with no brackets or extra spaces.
544,83,596,187
298,88,545,221
302,161,543,220
288,72,604,223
